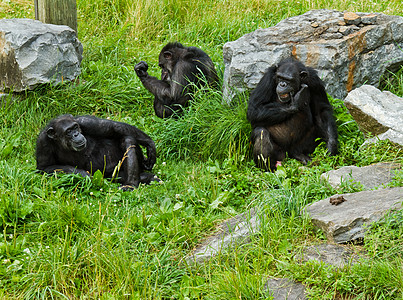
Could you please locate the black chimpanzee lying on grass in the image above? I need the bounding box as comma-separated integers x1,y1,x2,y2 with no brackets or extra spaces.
247,57,338,171
36,114,159,190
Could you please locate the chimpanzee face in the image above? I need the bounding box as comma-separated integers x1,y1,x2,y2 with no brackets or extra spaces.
47,116,87,152
159,50,176,81
275,63,307,103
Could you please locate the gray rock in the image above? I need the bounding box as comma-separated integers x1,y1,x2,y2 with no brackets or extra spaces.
264,278,307,300
0,19,83,92
223,10,403,102
361,14,378,25
297,243,365,268
344,12,362,25
321,162,401,190
338,25,359,35
303,187,403,243
365,129,403,146
186,208,260,264
344,85,403,146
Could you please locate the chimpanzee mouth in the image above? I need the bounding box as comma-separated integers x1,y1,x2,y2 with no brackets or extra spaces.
278,93,291,103
73,140,87,151
161,71,169,81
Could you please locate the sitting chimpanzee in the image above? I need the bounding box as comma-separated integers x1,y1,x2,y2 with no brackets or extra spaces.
247,57,338,171
36,114,159,190
135,42,219,118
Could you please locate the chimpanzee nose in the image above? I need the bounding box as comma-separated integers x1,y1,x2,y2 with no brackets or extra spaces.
279,82,286,88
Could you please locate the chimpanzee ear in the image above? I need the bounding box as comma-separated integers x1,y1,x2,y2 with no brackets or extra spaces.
300,70,308,79
47,127,56,140
163,51,173,60
184,49,196,60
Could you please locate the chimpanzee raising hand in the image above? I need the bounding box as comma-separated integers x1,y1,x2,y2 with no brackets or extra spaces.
135,42,219,118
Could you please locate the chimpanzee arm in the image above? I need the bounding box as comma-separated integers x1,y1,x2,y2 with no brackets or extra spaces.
135,61,171,102
153,101,178,119
247,71,309,127
139,74,172,102
313,101,338,156
306,76,338,156
75,116,157,169
40,165,90,177
135,60,195,106
321,109,338,156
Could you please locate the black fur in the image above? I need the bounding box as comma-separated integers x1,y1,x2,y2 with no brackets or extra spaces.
36,114,159,190
135,42,219,118
247,57,338,171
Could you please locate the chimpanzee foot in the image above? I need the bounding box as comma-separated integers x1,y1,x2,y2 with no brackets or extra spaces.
119,185,136,191
292,153,312,165
140,172,162,184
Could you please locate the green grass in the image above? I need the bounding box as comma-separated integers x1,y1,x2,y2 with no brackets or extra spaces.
1,0,403,299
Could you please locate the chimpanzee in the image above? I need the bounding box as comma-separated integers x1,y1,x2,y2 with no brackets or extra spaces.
135,42,219,118
36,114,159,190
247,57,338,171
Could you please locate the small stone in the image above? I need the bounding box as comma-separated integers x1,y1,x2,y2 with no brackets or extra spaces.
326,27,339,33
264,278,307,300
330,195,346,205
321,32,343,40
344,12,361,25
361,14,377,25
339,26,355,35
311,22,319,28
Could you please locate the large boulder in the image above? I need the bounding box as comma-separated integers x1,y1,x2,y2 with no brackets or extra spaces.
303,187,403,243
0,19,83,92
223,10,403,101
321,162,401,190
344,85,403,146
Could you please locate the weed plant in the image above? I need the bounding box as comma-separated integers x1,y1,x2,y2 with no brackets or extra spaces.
0,0,402,299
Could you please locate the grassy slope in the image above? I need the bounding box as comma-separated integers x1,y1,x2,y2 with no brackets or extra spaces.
0,0,402,299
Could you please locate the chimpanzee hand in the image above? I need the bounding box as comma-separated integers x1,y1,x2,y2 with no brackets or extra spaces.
293,84,310,109
119,184,138,192
76,169,91,177
134,61,149,78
